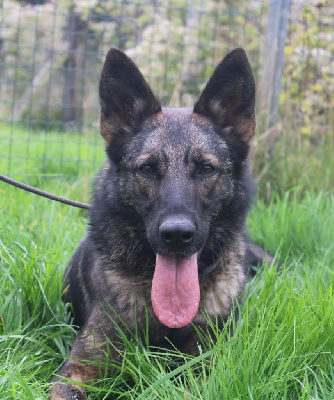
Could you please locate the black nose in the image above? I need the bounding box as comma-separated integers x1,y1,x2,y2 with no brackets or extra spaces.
159,217,195,247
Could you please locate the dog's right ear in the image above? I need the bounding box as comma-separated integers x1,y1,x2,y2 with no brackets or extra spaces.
99,49,161,160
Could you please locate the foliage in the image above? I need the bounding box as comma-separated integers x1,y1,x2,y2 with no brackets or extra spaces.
282,1,334,140
1,0,333,159
0,1,266,127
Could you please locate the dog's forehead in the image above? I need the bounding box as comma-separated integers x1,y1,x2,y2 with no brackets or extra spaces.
161,107,193,137
141,108,213,152
161,107,193,118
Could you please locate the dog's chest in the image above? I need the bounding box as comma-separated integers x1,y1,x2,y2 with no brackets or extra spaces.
194,261,247,323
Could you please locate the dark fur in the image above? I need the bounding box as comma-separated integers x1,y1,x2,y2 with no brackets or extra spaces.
50,48,273,400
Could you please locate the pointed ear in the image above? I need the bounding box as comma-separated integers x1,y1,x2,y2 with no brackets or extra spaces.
99,48,161,154
193,48,256,145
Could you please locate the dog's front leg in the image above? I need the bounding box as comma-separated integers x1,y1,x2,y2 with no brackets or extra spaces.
49,318,112,400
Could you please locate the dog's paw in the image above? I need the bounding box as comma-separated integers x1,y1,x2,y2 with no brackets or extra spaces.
67,388,86,400
49,385,86,400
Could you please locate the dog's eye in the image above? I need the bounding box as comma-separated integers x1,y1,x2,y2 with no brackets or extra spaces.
139,165,155,176
199,165,215,176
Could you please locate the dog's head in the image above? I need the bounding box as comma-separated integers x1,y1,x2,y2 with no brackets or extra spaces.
99,48,255,328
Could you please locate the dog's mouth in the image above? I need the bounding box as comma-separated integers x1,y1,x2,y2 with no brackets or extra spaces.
151,253,200,328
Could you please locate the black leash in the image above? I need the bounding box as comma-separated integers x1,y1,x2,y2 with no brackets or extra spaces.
0,173,91,210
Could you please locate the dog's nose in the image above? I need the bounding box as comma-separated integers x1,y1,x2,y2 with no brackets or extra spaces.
159,218,195,246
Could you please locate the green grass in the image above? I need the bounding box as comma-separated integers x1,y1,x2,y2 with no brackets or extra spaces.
0,126,333,399
0,123,105,180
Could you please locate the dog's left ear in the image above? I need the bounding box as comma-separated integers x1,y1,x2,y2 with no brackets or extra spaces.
194,48,256,144
99,48,161,159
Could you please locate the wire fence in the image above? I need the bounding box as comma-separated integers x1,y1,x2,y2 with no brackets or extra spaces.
0,0,333,179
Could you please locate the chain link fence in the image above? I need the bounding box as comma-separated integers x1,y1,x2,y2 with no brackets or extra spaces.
0,0,333,179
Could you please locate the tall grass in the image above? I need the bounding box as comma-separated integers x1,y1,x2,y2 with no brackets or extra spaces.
250,121,334,199
0,126,333,399
0,123,104,184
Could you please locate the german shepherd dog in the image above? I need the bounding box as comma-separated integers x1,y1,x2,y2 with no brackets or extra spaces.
50,48,273,399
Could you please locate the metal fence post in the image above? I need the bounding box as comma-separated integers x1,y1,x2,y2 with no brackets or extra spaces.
259,0,291,130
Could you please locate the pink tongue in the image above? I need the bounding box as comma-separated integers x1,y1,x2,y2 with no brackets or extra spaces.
151,253,200,328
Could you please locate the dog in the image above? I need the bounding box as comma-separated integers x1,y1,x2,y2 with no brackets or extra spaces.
50,47,274,399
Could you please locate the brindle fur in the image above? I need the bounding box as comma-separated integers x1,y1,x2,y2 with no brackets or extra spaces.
50,48,274,399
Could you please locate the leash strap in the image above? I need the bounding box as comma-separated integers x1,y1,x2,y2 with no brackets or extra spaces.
0,174,91,210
